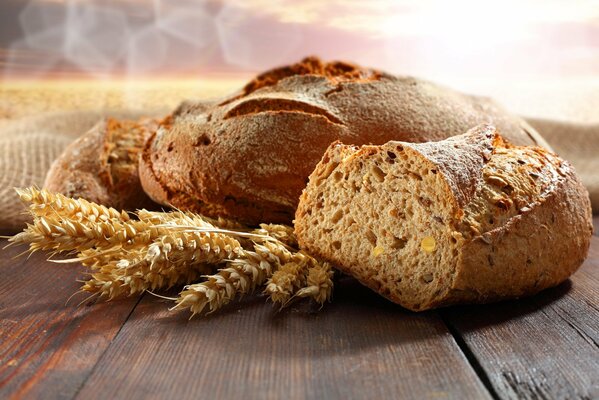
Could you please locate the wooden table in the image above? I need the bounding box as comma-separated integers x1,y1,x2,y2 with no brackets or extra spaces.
1,219,598,400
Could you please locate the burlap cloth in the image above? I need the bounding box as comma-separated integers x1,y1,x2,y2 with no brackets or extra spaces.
1,110,597,234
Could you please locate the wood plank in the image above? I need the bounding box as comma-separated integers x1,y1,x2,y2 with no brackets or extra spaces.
441,236,599,400
76,277,491,400
0,240,138,400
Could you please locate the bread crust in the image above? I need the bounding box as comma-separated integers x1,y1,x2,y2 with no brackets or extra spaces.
139,57,550,225
44,117,158,210
295,125,592,310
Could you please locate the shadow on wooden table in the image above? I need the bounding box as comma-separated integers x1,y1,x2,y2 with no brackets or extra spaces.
440,279,573,332
144,274,445,354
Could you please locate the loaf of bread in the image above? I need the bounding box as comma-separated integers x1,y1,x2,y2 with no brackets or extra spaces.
44,117,159,211
139,57,550,225
294,125,592,311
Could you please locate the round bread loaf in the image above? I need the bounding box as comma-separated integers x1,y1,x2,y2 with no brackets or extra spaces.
44,117,159,210
139,57,550,225
294,125,592,310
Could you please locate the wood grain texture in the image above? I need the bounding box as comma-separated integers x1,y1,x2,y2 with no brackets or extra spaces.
442,236,599,400
1,236,597,399
593,215,598,236
0,240,139,400
75,276,490,400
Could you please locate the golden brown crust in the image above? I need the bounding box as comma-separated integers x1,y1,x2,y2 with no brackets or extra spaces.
440,158,592,307
44,117,158,210
294,125,592,310
140,57,551,225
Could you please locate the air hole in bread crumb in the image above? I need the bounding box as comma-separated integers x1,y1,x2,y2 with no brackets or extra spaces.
332,241,341,250
409,172,422,181
192,134,211,146
167,143,174,152
390,236,407,250
321,161,339,181
502,184,514,195
421,273,434,283
418,196,432,207
389,208,404,219
331,209,344,223
431,169,438,174
387,151,397,159
333,171,343,182
371,165,386,182
396,145,404,152
365,229,377,245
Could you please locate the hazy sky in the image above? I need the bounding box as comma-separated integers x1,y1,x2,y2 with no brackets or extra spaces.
1,0,598,80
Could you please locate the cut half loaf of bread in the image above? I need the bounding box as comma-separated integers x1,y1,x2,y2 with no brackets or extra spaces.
295,125,592,311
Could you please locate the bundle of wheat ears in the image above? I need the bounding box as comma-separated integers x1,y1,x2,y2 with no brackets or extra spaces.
5,188,334,317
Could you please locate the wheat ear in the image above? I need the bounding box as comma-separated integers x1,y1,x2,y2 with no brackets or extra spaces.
256,223,297,247
9,215,161,253
16,187,129,222
264,256,313,306
80,230,243,298
295,262,334,305
137,209,244,230
172,239,296,317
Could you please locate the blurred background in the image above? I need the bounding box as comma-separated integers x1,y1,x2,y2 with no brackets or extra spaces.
0,0,598,121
